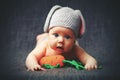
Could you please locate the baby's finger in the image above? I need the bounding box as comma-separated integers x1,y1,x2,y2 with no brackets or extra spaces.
34,65,46,71
34,67,39,71
27,68,30,71
34,65,41,71
85,64,94,71
31,68,35,71
40,67,46,71
94,65,98,69
27,67,35,71
84,64,90,70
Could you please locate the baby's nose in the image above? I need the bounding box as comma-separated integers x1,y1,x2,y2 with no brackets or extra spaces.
58,36,64,42
57,43,63,47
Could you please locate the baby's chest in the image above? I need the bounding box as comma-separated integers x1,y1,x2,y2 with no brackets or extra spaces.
45,49,59,56
45,52,56,56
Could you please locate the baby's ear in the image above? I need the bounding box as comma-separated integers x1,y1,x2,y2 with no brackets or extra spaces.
75,10,85,38
44,5,62,33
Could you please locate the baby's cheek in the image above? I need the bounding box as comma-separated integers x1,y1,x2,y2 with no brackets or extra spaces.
49,39,56,44
67,41,74,48
49,41,57,49
65,43,74,51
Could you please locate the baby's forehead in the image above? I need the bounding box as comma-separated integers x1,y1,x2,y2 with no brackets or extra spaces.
49,26,72,32
49,26,75,35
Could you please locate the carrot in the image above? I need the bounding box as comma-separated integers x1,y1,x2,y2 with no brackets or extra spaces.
39,55,65,67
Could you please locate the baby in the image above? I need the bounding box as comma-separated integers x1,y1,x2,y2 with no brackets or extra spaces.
25,5,98,71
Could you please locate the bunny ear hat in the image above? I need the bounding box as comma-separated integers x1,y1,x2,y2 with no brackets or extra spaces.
44,5,85,38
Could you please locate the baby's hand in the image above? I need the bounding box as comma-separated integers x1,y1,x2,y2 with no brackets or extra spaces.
84,58,98,71
27,64,46,71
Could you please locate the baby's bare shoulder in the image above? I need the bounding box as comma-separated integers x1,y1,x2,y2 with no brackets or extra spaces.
36,33,48,41
34,33,49,50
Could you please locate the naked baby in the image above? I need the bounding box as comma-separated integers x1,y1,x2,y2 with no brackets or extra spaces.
25,5,98,71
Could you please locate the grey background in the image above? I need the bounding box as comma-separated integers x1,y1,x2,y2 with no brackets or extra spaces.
0,0,120,80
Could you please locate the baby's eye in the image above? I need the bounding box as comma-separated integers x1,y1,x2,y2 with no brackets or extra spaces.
53,33,59,37
65,35,71,39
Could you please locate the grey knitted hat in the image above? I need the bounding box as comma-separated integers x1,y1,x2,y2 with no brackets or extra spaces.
44,5,85,38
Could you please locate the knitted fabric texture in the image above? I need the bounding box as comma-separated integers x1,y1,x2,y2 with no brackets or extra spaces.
44,5,85,38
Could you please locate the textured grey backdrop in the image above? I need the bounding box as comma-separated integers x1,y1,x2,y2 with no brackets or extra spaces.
0,0,120,80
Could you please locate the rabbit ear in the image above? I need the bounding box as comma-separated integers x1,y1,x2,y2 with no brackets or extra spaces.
75,10,85,38
44,5,62,32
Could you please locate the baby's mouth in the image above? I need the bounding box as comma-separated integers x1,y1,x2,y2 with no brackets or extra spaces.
57,46,63,50
56,44,64,51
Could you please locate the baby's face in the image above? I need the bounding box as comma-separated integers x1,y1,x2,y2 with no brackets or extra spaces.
48,27,75,54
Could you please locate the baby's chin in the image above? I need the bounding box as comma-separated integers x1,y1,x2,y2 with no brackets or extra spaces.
52,47,71,55
55,50,71,55
55,48,64,54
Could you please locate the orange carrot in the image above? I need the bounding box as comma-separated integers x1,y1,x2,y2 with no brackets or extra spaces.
39,55,65,67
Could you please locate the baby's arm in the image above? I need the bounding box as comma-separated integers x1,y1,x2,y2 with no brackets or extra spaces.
25,37,47,71
75,45,97,70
